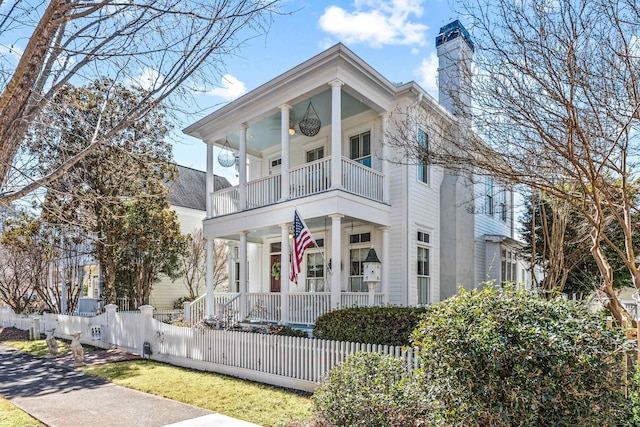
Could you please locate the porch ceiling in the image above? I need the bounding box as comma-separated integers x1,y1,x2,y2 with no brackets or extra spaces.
221,89,370,153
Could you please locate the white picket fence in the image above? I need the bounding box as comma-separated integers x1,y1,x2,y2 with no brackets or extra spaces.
0,304,419,392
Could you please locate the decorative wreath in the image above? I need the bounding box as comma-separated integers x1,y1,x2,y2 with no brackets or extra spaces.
271,262,281,280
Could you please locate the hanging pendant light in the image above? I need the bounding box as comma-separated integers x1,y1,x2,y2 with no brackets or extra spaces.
217,138,236,168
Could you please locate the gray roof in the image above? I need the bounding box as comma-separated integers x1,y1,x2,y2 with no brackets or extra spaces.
166,165,231,211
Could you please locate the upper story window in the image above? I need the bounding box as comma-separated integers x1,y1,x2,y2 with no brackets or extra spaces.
306,147,324,163
499,186,508,222
350,131,371,167
485,176,494,216
417,128,428,184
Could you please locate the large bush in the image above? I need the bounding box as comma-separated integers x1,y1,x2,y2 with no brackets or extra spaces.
412,285,632,426
313,306,427,346
312,352,430,426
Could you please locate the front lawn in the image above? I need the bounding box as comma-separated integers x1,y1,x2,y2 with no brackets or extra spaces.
84,360,313,427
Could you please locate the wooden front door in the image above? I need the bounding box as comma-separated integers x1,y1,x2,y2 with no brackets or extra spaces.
270,254,281,292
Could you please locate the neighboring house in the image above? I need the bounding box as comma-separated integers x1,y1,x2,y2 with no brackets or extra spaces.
183,21,532,325
150,165,231,309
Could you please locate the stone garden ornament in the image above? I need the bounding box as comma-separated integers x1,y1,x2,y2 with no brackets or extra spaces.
45,328,58,358
70,332,84,367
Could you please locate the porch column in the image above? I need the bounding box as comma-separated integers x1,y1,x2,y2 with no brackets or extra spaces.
280,104,291,201
330,80,343,189
381,226,390,305
239,123,248,210
206,141,214,217
330,214,343,309
280,223,290,324
205,237,215,319
380,112,390,204
239,231,248,320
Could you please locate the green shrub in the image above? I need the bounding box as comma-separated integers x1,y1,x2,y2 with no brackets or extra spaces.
412,285,632,426
313,306,428,346
312,352,431,426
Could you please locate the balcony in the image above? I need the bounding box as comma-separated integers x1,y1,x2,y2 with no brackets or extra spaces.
212,156,384,216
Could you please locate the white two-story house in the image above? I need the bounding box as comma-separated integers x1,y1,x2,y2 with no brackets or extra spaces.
184,21,527,326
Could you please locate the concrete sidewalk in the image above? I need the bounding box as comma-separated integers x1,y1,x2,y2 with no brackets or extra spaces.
0,344,261,427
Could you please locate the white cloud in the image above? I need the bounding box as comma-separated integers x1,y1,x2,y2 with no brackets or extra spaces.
0,44,23,61
319,0,428,48
206,74,246,101
415,52,439,97
127,68,164,91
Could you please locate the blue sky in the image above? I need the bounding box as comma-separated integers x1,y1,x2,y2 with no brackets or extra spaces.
173,0,457,177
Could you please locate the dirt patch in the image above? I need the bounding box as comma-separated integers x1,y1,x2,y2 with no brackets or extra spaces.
0,327,30,341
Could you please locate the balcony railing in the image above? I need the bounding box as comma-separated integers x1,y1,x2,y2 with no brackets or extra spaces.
210,156,384,216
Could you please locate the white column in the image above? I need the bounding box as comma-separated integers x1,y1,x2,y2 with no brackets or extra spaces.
205,237,215,319
280,104,291,201
330,80,343,189
330,214,343,309
206,142,214,217
239,124,248,210
381,227,390,305
239,231,248,319
380,113,390,204
280,223,290,324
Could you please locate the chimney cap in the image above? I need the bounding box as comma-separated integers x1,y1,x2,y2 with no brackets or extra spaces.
436,20,474,52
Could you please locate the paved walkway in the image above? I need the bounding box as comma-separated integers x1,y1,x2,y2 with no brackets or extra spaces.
0,344,261,427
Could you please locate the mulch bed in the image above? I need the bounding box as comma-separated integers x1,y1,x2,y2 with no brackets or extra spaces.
0,327,30,341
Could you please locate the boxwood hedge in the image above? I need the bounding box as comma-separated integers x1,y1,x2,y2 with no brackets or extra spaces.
313,306,428,346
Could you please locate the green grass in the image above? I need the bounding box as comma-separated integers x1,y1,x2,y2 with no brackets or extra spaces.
3,340,71,357
83,360,313,427
0,397,44,427
3,339,314,426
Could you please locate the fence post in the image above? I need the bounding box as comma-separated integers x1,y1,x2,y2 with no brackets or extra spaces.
139,305,154,356
183,301,191,326
104,304,118,347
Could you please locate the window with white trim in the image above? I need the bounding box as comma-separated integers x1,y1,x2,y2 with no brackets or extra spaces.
417,128,428,184
417,231,430,305
501,248,517,284
306,146,324,163
350,131,371,167
348,232,371,292
485,176,494,216
499,186,508,222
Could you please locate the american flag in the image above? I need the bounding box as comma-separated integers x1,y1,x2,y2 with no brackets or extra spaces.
290,210,316,284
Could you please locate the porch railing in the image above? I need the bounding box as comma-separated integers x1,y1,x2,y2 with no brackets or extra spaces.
289,157,331,199
246,293,281,323
209,155,385,216
342,157,384,202
212,186,239,216
289,292,331,325
247,174,281,208
341,292,384,308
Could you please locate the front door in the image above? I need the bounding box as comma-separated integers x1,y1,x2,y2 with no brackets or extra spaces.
270,254,281,292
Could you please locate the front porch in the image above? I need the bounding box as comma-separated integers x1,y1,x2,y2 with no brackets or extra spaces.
185,291,385,327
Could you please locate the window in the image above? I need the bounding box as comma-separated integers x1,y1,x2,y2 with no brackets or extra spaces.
349,232,371,244
417,128,428,184
485,176,494,216
306,252,325,292
499,187,508,222
501,248,517,284
306,147,324,163
348,247,369,292
350,131,371,167
417,231,430,305
270,158,282,168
